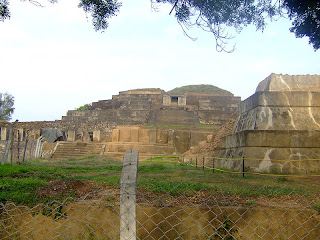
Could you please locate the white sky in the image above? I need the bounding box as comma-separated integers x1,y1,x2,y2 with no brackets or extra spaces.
1,0,319,122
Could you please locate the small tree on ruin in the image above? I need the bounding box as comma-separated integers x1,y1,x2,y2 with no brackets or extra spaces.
0,92,15,121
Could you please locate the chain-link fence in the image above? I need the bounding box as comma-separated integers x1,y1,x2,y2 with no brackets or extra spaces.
1,151,320,239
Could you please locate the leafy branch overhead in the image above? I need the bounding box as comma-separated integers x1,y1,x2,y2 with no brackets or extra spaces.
1,0,319,51
78,0,122,31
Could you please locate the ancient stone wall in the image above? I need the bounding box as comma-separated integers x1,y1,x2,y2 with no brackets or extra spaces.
0,139,39,163
3,85,240,159
1,120,115,143
219,74,320,174
148,110,200,126
105,126,214,157
59,87,241,130
234,91,320,132
63,109,150,126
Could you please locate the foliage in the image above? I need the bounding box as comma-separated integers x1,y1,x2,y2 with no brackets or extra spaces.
311,201,320,213
0,0,10,21
126,88,165,92
0,92,14,121
0,177,47,203
157,0,282,52
1,1,319,51
284,0,320,51
78,0,122,31
168,84,232,95
75,103,92,110
157,0,320,51
212,215,237,240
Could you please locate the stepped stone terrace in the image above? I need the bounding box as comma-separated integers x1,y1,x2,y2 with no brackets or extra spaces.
0,84,241,159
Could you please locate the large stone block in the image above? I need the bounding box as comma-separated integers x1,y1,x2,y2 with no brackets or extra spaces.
156,129,168,144
173,130,191,154
240,92,320,114
1,127,8,140
138,129,150,144
149,129,157,144
256,73,320,92
67,130,76,141
93,130,101,142
31,129,41,139
224,130,320,148
118,127,132,142
130,127,139,142
221,74,320,173
219,144,320,174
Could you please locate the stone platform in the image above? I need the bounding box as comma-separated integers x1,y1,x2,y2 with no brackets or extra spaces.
219,74,320,173
103,126,214,159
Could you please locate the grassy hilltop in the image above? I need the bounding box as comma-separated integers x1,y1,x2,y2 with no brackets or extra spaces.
168,84,232,95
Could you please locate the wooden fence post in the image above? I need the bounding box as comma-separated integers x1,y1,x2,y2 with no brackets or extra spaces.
120,150,139,240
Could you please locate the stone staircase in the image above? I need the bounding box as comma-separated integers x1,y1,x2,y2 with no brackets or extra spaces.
51,142,105,159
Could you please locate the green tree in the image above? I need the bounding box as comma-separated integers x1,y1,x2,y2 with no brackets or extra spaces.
0,92,14,121
284,0,320,51
0,0,10,21
76,103,92,110
1,0,319,51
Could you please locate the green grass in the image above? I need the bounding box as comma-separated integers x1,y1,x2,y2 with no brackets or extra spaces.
127,88,164,92
143,123,217,130
0,155,318,205
168,84,232,95
138,179,211,195
0,177,48,203
143,123,191,128
311,202,320,212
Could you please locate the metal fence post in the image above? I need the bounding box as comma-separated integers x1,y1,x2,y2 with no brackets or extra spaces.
212,157,215,174
202,157,205,171
196,157,198,169
120,150,139,240
242,156,245,178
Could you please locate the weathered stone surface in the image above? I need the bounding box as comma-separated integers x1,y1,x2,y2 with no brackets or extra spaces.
104,126,214,157
1,85,241,159
148,110,200,126
236,92,320,132
223,130,320,148
67,130,76,142
1,127,8,140
256,73,320,92
219,145,320,173
66,87,240,127
93,130,101,142
220,74,320,173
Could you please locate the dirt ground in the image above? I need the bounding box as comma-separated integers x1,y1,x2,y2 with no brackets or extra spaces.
35,179,319,211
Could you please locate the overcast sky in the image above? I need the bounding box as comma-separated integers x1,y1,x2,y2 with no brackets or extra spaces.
1,0,319,122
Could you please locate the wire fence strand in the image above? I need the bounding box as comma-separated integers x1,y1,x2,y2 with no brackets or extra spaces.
1,152,320,239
